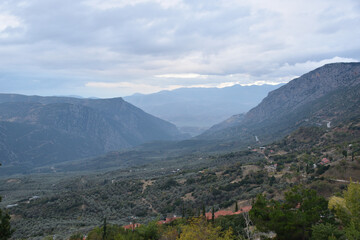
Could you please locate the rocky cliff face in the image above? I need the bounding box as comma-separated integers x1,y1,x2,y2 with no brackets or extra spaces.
244,63,360,124
0,95,184,172
200,62,360,142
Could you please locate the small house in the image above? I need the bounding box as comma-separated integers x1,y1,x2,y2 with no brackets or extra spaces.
319,158,330,165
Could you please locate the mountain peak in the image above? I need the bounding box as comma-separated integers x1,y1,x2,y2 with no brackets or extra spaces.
0,93,185,174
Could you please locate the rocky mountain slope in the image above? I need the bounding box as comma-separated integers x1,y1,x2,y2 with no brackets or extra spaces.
199,62,360,144
205,114,245,134
0,95,184,174
243,62,360,124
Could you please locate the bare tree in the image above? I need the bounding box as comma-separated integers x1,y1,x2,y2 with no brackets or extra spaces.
242,211,254,240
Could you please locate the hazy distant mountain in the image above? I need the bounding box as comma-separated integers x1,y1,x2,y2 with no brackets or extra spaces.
0,94,185,173
200,62,360,143
124,84,283,135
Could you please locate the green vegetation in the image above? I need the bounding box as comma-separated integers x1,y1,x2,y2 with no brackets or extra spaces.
77,216,242,240
44,180,359,240
249,181,360,240
0,163,13,240
0,197,13,240
250,186,331,240
69,233,85,240
87,224,141,240
1,118,360,239
328,180,360,240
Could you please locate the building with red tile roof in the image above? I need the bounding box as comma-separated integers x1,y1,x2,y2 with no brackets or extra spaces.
123,223,141,231
124,206,252,229
205,206,252,220
157,216,181,225
319,158,330,165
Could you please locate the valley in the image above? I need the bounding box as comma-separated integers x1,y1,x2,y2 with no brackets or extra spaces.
1,63,360,239
1,116,359,239
124,84,283,135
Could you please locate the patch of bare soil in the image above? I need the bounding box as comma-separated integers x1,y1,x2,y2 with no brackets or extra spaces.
6,179,21,184
242,165,260,177
141,180,155,193
182,192,195,201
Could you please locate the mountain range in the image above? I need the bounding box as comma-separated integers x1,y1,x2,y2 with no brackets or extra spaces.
36,62,360,174
2,62,360,239
1,62,359,175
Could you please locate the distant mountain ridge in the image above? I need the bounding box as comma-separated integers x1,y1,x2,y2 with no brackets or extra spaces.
124,84,283,133
200,62,360,143
0,94,185,174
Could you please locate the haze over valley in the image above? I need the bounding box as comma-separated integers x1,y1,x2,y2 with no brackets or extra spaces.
0,1,360,239
124,84,283,135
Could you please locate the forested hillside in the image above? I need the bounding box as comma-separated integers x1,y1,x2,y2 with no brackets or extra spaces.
2,116,359,239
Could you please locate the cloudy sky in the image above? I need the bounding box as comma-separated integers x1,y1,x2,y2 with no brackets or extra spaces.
0,0,359,97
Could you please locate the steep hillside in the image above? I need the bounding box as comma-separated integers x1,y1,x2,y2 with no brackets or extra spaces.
124,84,283,132
200,63,360,144
244,62,360,124
0,95,184,174
205,114,245,134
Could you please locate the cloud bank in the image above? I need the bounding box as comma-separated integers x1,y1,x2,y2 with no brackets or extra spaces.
0,0,359,97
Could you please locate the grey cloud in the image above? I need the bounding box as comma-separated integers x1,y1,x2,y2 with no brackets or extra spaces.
0,0,359,97
11,0,254,55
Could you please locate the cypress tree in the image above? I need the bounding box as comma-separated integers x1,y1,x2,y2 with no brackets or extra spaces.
186,208,193,218
211,207,215,223
235,201,239,212
181,203,185,218
0,163,14,240
202,204,206,216
0,206,13,240
102,217,107,240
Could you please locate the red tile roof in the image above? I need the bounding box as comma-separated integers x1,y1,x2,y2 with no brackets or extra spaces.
205,206,252,220
157,216,181,225
124,206,252,228
123,223,141,230
319,158,330,165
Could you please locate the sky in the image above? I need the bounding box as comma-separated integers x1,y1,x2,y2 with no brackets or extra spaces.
0,0,359,98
